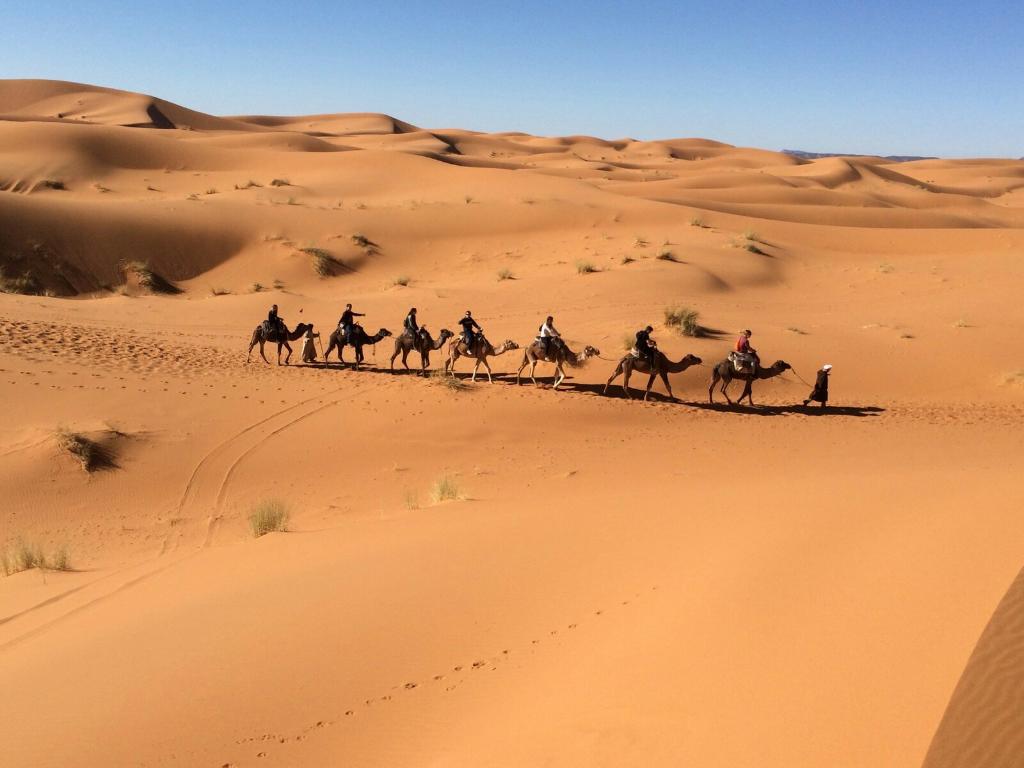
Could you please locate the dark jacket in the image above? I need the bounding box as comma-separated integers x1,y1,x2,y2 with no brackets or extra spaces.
635,329,653,350
459,317,481,334
340,309,364,327
809,370,829,402
268,307,279,324
404,313,419,333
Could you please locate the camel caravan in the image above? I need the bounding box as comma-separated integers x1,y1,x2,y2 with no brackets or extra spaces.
248,307,829,408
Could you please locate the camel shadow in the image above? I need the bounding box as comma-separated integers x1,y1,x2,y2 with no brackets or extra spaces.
685,402,885,417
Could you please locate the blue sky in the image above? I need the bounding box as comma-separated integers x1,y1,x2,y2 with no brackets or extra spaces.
4,0,1022,156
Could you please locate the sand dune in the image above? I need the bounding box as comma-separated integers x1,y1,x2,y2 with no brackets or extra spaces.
2,79,1023,767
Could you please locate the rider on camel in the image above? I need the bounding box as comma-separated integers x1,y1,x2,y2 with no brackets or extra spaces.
458,311,482,353
538,315,562,355
735,329,759,374
339,304,365,344
635,325,656,367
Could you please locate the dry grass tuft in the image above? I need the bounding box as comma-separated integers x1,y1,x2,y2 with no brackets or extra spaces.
56,429,111,472
430,475,462,503
302,248,343,277
392,275,411,287
431,369,467,392
664,305,703,337
270,178,290,187
689,216,706,227
2,540,71,575
121,260,181,294
656,249,678,262
497,268,514,281
249,499,289,538
576,260,598,274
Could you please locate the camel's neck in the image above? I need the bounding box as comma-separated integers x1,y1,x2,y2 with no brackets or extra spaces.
665,356,695,373
759,367,784,379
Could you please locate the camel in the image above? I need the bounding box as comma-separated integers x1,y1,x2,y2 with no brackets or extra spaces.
323,325,393,369
708,358,791,406
443,336,520,383
390,328,454,375
515,339,600,389
604,350,702,401
247,321,313,365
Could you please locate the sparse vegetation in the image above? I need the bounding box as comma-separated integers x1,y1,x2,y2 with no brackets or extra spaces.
621,255,635,265
633,236,648,248
301,247,343,277
879,262,895,274
272,279,285,290
186,193,199,200
743,230,759,241
656,249,678,262
900,332,915,339
464,195,474,204
235,180,263,190
41,179,66,191
786,326,807,335
431,369,467,391
689,216,706,228
251,282,265,293
1,540,71,576
286,196,300,206
93,183,111,193
392,275,411,287
56,429,110,472
664,305,703,337
146,185,159,192
576,260,598,274
121,260,181,294
430,475,461,503
1001,370,1024,387
497,268,514,281
351,233,372,248
205,188,218,195
953,318,970,328
270,178,290,187
404,490,420,510
0,267,41,295
248,499,289,538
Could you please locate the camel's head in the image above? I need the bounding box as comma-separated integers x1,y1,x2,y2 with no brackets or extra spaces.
438,328,454,341
503,340,520,351
772,360,792,371
378,328,393,338
581,345,600,359
684,353,702,366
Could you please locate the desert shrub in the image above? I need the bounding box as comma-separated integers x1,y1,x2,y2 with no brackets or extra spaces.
576,260,598,274
272,279,285,290
621,255,635,265
633,236,648,248
56,429,111,472
743,230,759,241
497,268,514,281
205,188,218,195
41,179,66,190
1,540,70,575
235,180,263,189
664,305,703,337
430,369,467,391
270,178,290,187
431,475,461,503
392,275,411,287
879,262,895,274
786,326,807,335
0,267,42,295
121,261,181,294
301,248,342,277
689,216,706,227
249,499,289,538
464,195,474,204
251,282,265,293
656,249,678,262
351,233,372,248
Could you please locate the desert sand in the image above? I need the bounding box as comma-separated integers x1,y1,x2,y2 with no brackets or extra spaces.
1,79,1022,768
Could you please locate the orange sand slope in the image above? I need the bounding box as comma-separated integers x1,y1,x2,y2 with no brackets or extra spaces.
1,79,1023,768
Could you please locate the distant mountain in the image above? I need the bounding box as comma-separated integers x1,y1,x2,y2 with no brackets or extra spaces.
783,149,937,162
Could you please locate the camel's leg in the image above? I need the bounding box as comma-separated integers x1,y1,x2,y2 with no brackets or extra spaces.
282,341,293,365
401,349,411,372
604,363,623,395
660,370,675,401
483,358,494,383
708,371,720,403
247,332,260,362
643,371,657,401
530,360,540,387
445,351,457,376
515,353,529,385
622,366,635,399
553,363,565,389
721,376,734,405
389,345,399,370
276,342,283,366
471,358,480,382
742,379,755,406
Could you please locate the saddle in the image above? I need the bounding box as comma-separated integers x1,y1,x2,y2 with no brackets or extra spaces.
729,351,755,372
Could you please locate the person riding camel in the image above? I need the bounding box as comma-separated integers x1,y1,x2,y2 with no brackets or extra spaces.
635,325,656,367
267,304,285,335
537,315,562,355
458,311,482,353
339,303,365,344
404,307,419,336
734,329,759,374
